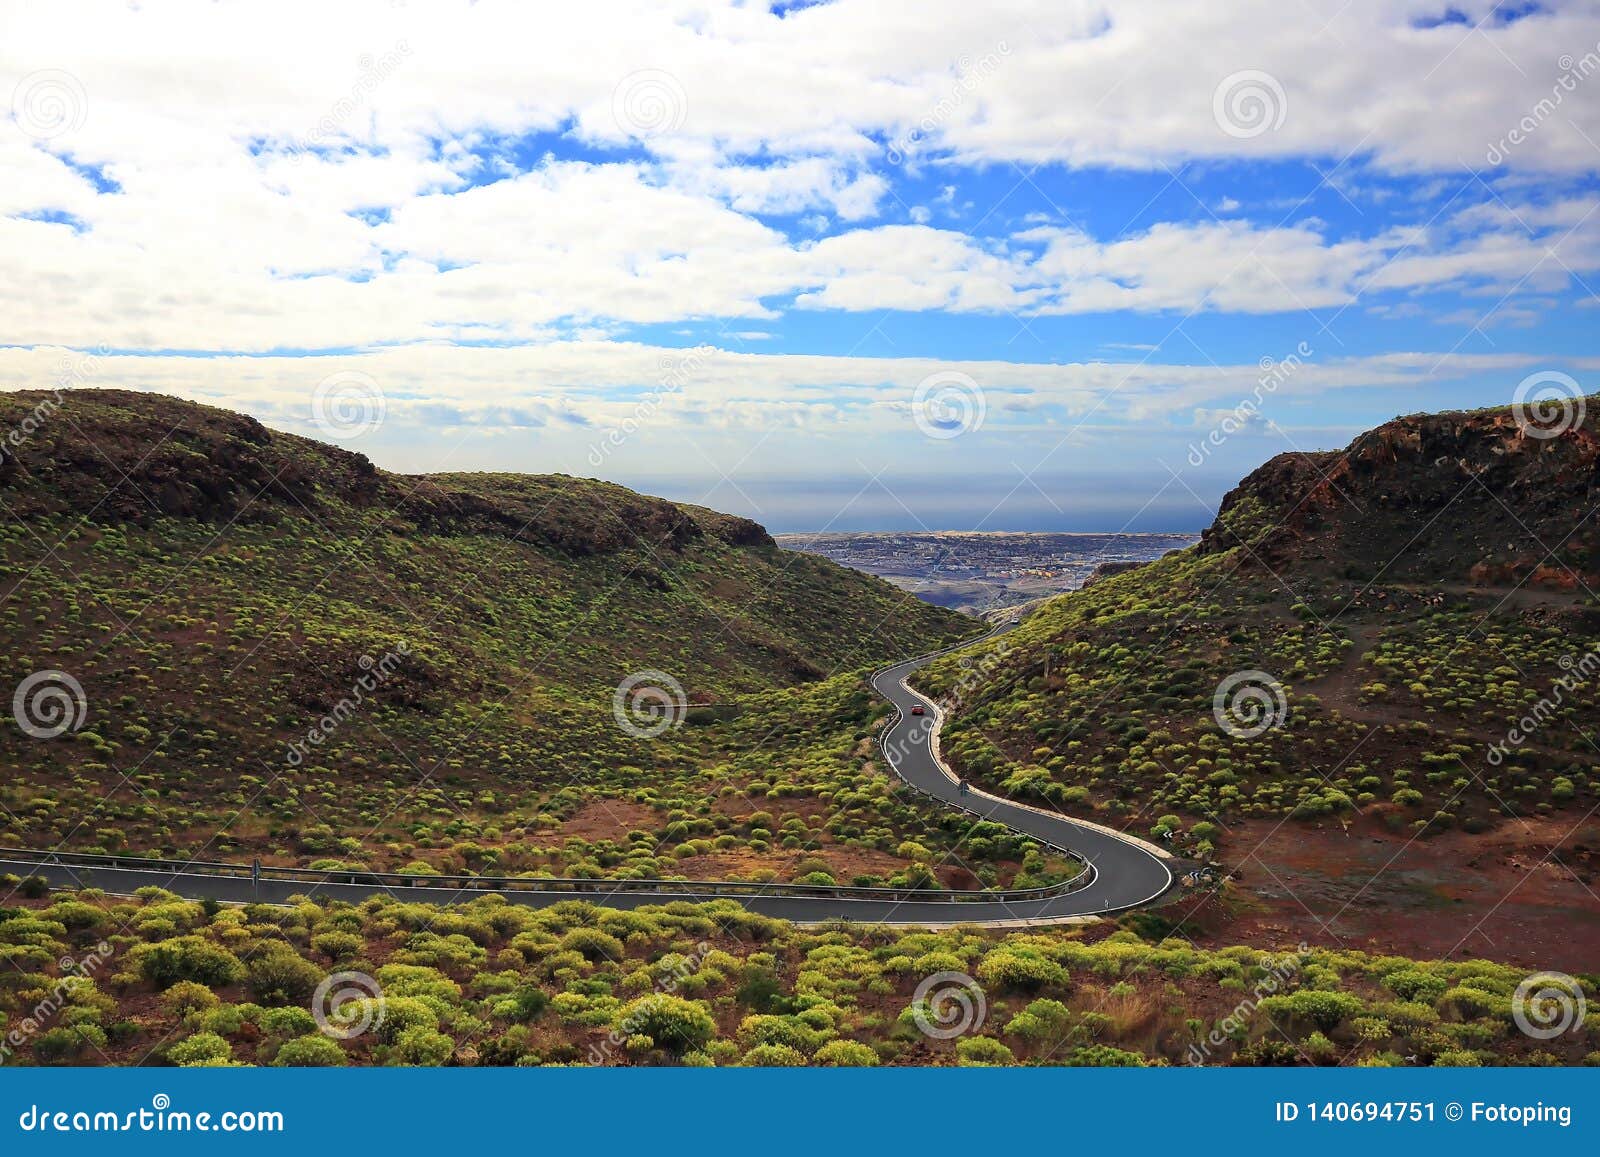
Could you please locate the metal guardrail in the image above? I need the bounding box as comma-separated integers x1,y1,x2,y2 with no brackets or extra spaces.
0,844,1091,906
0,623,1106,913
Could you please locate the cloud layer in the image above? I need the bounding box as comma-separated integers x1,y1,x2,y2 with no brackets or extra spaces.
2,1,1596,525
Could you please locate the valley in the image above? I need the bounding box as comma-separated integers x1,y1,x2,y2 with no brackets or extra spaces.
1,390,1596,1069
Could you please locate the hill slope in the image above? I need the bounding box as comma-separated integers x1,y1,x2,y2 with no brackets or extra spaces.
1200,400,1600,587
0,389,982,880
919,399,1600,860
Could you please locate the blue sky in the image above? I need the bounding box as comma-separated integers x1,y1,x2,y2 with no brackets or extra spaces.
2,1,1598,531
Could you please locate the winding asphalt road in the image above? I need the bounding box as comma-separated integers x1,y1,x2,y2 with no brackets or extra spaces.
2,629,1174,925
864,626,1174,920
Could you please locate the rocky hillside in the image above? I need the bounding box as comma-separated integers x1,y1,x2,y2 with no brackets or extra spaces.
917,397,1600,867
1201,400,1600,587
0,389,972,873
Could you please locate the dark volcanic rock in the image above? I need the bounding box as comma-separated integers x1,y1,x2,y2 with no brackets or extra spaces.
0,389,782,560
1198,401,1600,587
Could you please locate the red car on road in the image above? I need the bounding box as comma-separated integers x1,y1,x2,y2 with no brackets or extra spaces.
910,705,926,716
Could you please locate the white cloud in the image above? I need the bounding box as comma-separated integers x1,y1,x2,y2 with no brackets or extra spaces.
2,0,1597,356
0,340,1546,437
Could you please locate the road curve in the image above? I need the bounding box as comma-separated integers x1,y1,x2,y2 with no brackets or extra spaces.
4,629,1173,925
867,625,1174,919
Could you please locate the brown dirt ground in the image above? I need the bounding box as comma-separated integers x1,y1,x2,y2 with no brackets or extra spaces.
1173,812,1600,972
556,799,662,842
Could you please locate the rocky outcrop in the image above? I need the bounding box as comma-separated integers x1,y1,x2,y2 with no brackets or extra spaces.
1198,400,1600,586
0,389,783,559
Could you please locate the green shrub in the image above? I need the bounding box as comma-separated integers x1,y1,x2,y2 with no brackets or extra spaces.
272,1035,347,1067
259,1006,318,1038
1260,990,1363,1032
364,997,440,1044
559,928,625,964
736,966,784,1012
812,1039,878,1066
391,1027,455,1066
162,980,221,1018
135,937,246,989
1005,998,1073,1044
168,1032,233,1067
977,948,1067,991
741,1043,807,1066
200,1004,251,1037
955,1037,1015,1067
612,995,715,1054
1062,1044,1146,1066
1383,969,1448,1002
309,931,364,961
247,948,324,1007
33,1026,103,1064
